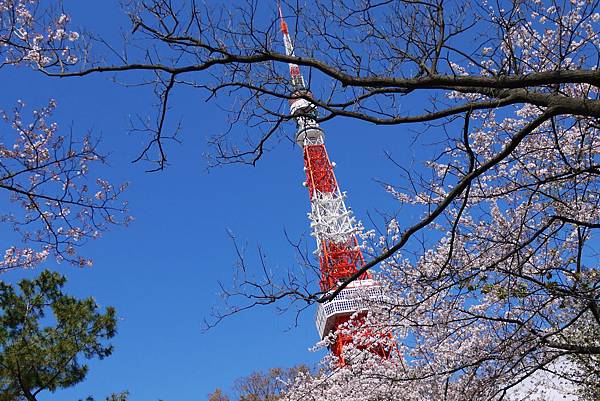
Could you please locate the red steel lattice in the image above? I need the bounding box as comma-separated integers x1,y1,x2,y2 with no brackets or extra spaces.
331,314,393,365
320,238,370,292
303,144,338,197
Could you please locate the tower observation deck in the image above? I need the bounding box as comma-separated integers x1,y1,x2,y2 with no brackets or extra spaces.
277,4,389,362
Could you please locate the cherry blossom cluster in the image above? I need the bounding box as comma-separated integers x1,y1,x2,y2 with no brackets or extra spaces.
0,0,80,68
0,100,130,271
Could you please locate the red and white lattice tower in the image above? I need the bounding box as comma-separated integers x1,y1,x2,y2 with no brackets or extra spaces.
278,4,388,363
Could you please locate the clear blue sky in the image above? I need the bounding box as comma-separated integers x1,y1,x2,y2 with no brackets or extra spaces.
1,1,416,400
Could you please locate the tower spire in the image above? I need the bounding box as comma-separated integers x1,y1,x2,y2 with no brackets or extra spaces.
277,1,305,90
277,4,390,363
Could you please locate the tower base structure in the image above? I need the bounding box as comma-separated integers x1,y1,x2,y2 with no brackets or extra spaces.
316,279,392,364
315,279,385,339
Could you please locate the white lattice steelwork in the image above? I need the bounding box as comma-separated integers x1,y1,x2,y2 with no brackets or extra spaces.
296,120,323,146
309,191,358,252
316,280,386,339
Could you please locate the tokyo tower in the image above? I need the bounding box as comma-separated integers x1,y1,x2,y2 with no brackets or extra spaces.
277,4,389,363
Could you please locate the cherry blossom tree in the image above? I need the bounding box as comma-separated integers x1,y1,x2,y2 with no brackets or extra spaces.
0,1,129,271
0,100,129,270
12,0,600,399
208,365,315,401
